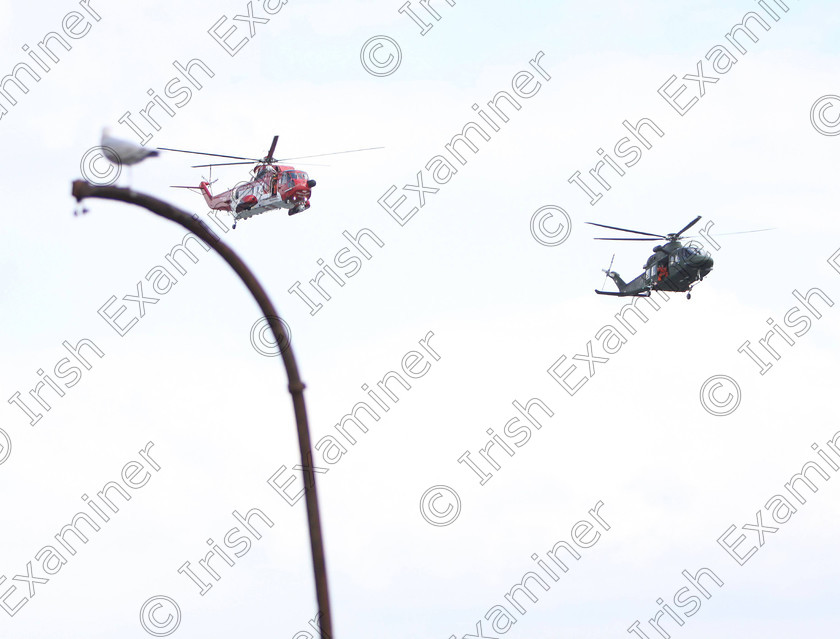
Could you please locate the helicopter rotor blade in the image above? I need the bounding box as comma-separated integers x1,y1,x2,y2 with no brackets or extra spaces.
593,237,662,241
265,135,279,162
157,147,260,162
586,221,664,238
273,146,385,162
164,140,383,167
191,161,331,169
706,227,777,237
285,163,331,167
683,227,777,240
191,161,259,168
673,215,702,239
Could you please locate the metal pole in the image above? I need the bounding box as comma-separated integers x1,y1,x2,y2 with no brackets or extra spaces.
72,181,333,638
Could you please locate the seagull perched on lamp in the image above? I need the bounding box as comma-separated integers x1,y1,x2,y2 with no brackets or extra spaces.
101,127,159,165
99,127,160,186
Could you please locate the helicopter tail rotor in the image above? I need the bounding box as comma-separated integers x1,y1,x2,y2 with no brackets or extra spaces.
601,254,615,290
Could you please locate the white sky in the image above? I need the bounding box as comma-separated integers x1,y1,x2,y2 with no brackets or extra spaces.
1,0,840,638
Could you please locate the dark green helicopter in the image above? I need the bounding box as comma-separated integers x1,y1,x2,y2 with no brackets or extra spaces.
588,215,729,299
589,215,774,299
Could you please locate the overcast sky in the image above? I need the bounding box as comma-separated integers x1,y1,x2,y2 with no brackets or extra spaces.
1,1,839,638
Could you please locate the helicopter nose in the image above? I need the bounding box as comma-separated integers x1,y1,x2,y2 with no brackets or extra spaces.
307,179,316,189
684,247,712,267
692,252,713,269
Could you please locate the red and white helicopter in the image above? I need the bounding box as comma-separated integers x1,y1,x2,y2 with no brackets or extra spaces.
162,135,381,228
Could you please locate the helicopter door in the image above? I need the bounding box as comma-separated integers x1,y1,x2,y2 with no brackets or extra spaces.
279,171,292,196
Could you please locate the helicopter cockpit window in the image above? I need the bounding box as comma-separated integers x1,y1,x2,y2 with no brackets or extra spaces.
280,171,310,186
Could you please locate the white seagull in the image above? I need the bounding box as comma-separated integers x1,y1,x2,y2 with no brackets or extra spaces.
101,127,159,165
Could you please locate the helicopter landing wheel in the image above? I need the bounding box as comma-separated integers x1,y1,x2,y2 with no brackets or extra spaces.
686,292,691,300
233,221,237,230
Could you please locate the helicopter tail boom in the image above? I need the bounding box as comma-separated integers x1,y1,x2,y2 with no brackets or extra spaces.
604,270,628,291
197,180,231,211
612,272,627,289
594,270,652,296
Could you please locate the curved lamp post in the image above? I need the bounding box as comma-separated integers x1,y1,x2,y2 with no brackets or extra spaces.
72,181,333,638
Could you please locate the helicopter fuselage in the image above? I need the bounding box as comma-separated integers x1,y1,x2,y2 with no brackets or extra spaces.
599,241,714,297
200,165,316,221
163,134,382,228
